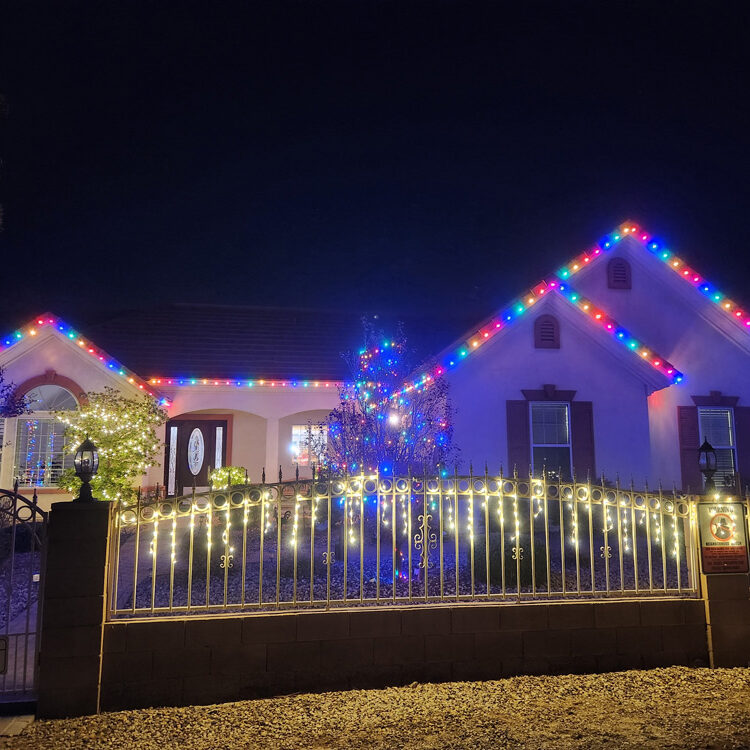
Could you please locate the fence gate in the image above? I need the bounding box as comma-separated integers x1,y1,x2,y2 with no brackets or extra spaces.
0,486,47,703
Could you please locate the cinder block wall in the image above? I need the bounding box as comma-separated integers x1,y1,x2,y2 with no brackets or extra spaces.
100,599,707,711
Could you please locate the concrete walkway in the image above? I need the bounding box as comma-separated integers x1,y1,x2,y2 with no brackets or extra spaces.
0,715,33,737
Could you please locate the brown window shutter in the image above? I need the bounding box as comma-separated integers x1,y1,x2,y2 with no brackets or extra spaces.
677,406,702,492
506,400,530,476
570,401,595,480
734,406,750,493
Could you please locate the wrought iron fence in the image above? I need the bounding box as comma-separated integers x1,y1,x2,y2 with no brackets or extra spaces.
107,471,702,619
0,486,47,697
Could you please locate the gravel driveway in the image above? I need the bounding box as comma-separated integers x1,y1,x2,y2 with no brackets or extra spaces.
6,667,750,749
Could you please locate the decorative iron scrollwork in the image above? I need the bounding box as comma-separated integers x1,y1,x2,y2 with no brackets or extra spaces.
322,551,335,565
220,554,234,569
599,545,612,559
414,513,437,569
512,546,524,560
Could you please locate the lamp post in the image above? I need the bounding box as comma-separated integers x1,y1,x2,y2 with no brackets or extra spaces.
698,438,717,494
74,438,99,502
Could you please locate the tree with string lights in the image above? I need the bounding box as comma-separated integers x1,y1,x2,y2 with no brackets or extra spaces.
56,387,167,502
323,320,455,476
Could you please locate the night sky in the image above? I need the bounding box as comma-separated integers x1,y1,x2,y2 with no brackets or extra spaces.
2,1,750,338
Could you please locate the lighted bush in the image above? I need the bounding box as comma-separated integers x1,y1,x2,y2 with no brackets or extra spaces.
209,466,248,488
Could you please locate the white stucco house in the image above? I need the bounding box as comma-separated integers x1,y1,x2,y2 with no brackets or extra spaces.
2,221,749,509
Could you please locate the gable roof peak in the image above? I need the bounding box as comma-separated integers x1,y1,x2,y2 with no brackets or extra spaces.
0,312,165,402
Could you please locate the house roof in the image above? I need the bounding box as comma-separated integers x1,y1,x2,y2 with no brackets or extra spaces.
391,222,698,399
0,313,160,399
0,305,476,399
557,223,750,338
84,303,475,383
5,223,744,402
84,304,360,381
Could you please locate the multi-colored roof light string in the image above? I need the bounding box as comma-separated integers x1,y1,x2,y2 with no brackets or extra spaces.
6,222,747,404
0,314,161,399
384,220,750,400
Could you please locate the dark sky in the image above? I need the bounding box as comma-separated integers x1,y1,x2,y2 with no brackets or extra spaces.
2,0,750,335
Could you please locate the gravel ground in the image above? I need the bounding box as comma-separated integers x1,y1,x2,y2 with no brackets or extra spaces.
6,667,750,749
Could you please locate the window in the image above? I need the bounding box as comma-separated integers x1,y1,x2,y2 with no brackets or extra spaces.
14,385,78,487
530,402,572,480
607,258,632,289
290,424,328,466
534,315,560,349
698,407,737,488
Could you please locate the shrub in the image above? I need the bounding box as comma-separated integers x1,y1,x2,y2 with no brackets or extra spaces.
472,531,548,589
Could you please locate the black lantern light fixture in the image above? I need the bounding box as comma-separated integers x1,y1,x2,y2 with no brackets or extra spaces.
74,438,99,501
698,438,717,493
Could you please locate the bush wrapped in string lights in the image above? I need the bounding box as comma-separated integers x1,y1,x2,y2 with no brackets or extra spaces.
56,387,167,503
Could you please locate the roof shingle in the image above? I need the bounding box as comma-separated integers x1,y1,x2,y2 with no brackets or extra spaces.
85,304,474,381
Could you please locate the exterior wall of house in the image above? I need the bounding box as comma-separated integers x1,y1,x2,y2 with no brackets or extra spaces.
0,330,142,509
145,386,340,490
278,408,333,474
5,234,750,504
573,237,750,489
0,329,341,507
443,294,655,482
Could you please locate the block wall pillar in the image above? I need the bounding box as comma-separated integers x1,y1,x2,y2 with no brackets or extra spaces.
37,500,112,718
701,572,750,668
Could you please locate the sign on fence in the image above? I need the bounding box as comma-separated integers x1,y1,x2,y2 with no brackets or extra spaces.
698,501,749,574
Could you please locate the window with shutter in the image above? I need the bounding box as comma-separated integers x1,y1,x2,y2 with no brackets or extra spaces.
534,315,560,349
697,407,737,489
529,402,572,480
607,258,632,289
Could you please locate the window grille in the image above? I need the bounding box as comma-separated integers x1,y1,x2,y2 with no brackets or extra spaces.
14,384,77,487
290,424,328,466
530,402,572,480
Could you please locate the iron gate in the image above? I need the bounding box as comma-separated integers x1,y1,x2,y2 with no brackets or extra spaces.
0,485,47,700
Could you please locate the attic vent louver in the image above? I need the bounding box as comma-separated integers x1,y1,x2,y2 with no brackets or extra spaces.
534,314,560,349
607,257,632,289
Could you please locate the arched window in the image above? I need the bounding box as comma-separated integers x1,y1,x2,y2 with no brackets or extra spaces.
534,315,560,349
607,257,632,289
14,384,78,487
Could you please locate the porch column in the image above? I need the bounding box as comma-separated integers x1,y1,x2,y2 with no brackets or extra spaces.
265,417,279,479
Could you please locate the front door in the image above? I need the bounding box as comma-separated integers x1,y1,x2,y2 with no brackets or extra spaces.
164,419,228,496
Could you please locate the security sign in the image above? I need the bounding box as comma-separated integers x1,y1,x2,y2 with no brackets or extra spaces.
698,502,749,574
